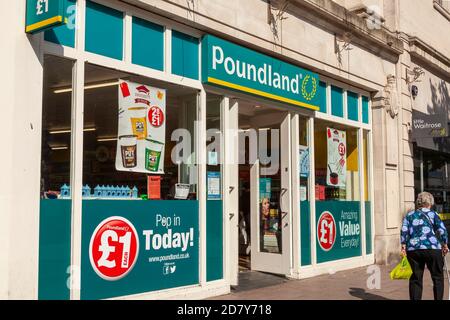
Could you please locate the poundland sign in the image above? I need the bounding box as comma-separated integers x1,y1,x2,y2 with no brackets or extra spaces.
25,0,67,34
202,35,320,111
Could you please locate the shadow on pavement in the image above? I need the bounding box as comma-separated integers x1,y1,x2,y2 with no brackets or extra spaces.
349,287,392,300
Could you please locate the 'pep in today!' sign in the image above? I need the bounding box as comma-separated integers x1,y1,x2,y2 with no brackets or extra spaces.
201,34,320,111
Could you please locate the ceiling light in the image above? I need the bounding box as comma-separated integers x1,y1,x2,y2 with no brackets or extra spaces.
97,137,117,142
54,81,120,94
49,127,96,134
51,146,69,150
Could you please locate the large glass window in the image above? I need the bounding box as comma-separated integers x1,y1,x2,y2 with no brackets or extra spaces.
314,121,360,202
414,146,450,213
39,55,74,300
82,63,198,200
41,56,74,197
314,120,361,262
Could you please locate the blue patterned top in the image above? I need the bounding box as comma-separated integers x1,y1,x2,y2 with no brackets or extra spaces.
400,208,448,251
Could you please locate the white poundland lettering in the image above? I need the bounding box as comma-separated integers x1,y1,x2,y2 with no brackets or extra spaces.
178,304,211,318
211,45,303,95
339,221,360,236
143,228,194,252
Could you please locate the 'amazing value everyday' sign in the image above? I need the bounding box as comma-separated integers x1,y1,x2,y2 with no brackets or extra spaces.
201,35,320,111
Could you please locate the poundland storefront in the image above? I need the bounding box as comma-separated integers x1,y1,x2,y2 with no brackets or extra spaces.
35,0,374,300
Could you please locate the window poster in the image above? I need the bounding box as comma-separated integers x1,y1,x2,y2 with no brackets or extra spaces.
326,127,347,187
207,171,221,200
299,145,309,178
259,178,272,200
116,80,166,174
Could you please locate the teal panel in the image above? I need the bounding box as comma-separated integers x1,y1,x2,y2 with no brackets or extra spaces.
331,86,343,117
365,202,372,254
316,201,361,263
85,0,123,60
362,96,370,124
26,0,66,34
44,0,77,48
347,91,359,122
300,201,311,266
81,200,199,300
38,199,71,300
132,16,164,71
201,35,320,111
207,200,223,281
317,81,327,113
172,30,199,80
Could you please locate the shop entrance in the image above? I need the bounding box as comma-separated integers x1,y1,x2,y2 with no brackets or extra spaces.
237,101,291,276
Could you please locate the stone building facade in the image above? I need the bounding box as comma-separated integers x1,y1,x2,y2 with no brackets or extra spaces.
0,0,448,299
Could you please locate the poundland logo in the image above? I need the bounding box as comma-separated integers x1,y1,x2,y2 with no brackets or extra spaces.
202,35,320,111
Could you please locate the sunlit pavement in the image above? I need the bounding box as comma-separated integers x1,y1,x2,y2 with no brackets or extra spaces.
210,264,450,300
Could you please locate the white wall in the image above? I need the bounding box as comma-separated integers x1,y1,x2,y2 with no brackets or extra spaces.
0,0,43,299
399,0,450,58
137,0,395,90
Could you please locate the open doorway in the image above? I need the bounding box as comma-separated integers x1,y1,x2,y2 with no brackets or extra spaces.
236,100,290,275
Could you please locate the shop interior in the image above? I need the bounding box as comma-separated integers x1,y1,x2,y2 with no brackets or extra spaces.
41,55,199,201
237,101,286,270
414,146,450,214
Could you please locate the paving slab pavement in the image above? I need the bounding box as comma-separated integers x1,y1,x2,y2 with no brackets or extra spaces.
211,264,450,300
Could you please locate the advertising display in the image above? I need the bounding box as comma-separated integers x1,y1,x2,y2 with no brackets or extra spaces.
25,0,67,34
299,145,309,178
326,127,347,187
116,80,166,174
316,201,361,263
82,200,199,300
202,35,320,111
207,171,221,200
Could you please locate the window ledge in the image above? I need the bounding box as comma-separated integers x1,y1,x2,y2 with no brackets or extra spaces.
434,1,450,22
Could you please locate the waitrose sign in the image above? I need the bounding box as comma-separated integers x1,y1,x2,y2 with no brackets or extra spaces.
202,35,320,111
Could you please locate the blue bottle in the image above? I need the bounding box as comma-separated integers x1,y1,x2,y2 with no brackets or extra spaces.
94,185,102,197
60,184,70,198
132,186,138,199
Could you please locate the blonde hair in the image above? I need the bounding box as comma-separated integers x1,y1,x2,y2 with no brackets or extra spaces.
416,192,434,208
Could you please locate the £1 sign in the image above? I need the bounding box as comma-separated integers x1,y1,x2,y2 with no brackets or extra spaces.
89,217,139,281
317,211,336,251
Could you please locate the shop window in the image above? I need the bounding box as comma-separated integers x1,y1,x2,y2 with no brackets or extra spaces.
206,94,223,281
419,149,450,214
331,85,344,118
363,130,372,254
82,63,198,200
171,30,199,80
347,91,359,122
314,120,361,263
132,16,164,71
39,55,74,300
44,0,77,48
314,121,360,202
299,116,311,266
362,96,369,124
85,0,123,60
80,63,200,299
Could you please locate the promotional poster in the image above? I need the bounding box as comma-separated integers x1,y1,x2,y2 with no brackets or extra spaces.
116,80,166,174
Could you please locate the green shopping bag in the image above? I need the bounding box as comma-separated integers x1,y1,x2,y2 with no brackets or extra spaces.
390,256,413,280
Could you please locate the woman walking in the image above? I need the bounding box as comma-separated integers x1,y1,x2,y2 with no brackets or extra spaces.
400,192,449,300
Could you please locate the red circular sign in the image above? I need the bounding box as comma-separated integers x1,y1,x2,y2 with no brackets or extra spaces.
317,211,336,251
89,216,139,281
148,106,164,127
338,142,346,156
